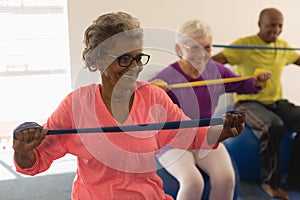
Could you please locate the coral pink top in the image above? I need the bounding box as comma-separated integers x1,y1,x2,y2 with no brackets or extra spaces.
15,82,215,200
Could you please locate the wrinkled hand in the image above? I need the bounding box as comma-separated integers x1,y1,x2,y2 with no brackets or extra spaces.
151,79,170,92
254,72,272,87
219,112,246,142
13,128,47,152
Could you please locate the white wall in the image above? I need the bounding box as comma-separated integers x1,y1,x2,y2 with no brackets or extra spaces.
67,0,300,104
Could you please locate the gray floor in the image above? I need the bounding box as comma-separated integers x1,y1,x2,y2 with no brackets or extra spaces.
0,173,75,200
239,181,269,200
0,172,283,200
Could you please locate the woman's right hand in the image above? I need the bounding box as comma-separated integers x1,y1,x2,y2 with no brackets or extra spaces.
254,72,272,88
13,128,47,152
151,79,170,92
13,125,47,169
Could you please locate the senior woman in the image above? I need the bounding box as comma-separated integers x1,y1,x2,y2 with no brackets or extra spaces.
150,19,271,200
13,12,245,200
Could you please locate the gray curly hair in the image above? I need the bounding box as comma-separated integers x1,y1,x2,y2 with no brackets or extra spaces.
82,12,143,71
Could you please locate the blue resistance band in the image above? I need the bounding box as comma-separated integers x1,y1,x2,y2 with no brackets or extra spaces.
47,118,223,135
13,118,223,139
13,111,244,139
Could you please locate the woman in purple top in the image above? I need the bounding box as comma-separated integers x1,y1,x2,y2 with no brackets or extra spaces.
153,60,262,119
150,20,271,200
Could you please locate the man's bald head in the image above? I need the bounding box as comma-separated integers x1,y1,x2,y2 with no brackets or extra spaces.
259,8,283,24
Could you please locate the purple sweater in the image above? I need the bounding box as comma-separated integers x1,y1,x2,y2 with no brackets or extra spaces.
150,61,261,119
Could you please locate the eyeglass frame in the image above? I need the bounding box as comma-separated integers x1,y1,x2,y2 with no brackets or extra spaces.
104,52,151,68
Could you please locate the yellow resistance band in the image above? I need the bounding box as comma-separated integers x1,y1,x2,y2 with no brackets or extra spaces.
151,68,271,89
169,76,253,88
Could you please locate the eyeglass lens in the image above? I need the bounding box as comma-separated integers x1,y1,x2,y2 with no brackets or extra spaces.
118,54,149,67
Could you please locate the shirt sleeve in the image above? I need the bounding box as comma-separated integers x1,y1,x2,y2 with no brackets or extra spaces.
284,41,300,65
15,93,74,175
151,86,219,150
222,38,245,65
217,62,261,94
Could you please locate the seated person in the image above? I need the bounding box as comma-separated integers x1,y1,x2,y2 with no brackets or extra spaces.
150,19,270,200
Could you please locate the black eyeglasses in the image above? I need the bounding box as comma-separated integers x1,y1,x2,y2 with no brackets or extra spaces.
105,52,150,67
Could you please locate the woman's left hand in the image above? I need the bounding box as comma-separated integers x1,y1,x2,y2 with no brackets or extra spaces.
219,112,246,141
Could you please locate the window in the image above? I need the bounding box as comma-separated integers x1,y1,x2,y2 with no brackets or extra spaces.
0,1,74,183
0,0,69,76
0,0,71,126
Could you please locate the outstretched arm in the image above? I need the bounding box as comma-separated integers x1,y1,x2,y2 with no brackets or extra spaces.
294,55,300,66
212,52,229,65
206,112,246,145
